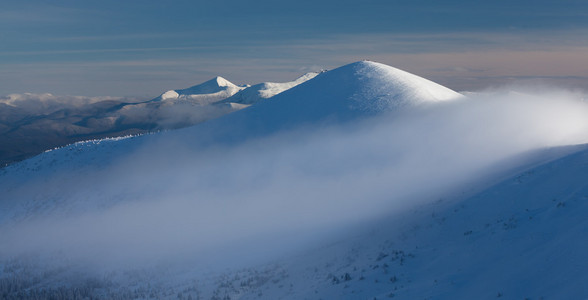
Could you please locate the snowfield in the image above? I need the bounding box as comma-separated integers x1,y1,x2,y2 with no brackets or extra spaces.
1,61,588,299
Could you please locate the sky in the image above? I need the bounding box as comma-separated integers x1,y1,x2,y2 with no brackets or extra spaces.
1,0,588,97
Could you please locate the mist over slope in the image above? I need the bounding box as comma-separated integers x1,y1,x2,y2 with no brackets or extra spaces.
2,61,588,299
227,143,588,300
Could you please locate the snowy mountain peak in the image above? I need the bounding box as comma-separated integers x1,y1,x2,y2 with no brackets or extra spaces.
213,76,237,88
160,90,180,100
177,76,238,95
342,60,462,106
236,61,463,124
156,76,244,104
189,61,465,139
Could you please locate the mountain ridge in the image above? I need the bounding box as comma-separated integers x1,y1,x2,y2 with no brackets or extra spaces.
220,71,321,105
0,68,321,166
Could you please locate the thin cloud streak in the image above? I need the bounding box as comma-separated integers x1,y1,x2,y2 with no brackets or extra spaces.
2,28,588,95
3,46,588,96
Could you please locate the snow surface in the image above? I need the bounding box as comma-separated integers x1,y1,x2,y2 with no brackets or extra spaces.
160,90,179,100
221,71,320,105
172,143,588,300
2,61,588,299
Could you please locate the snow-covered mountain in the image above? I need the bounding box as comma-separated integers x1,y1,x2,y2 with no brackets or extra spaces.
2,61,588,299
0,71,318,166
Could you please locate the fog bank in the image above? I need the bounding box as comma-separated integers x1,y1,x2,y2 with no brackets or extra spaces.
1,86,588,271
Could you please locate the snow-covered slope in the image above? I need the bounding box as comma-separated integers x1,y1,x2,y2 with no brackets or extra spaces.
166,143,588,300
221,71,320,105
2,61,588,299
0,73,321,166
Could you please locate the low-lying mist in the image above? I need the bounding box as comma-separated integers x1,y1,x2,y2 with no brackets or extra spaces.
1,86,588,274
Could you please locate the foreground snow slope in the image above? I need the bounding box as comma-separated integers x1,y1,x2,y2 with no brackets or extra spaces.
240,143,588,300
3,143,587,299
137,144,587,300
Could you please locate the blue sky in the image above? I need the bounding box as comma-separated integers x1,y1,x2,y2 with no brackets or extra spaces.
1,0,588,96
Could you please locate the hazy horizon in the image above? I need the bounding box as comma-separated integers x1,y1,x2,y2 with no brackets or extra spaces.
2,0,588,97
